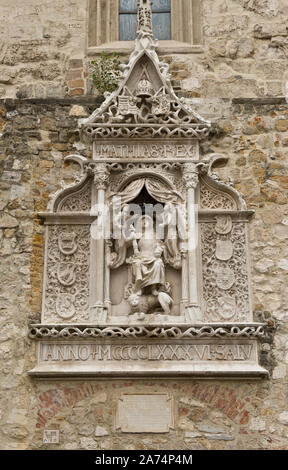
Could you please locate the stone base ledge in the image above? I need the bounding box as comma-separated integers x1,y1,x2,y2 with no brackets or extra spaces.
28,363,268,379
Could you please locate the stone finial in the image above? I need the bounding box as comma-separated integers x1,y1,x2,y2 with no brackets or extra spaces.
137,0,153,37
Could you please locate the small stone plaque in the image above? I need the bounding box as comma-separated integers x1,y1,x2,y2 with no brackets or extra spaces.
116,393,173,433
43,430,60,444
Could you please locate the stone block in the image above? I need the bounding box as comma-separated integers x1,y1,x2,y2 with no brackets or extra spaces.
95,426,109,437
275,120,288,132
40,117,57,132
1,171,21,183
68,79,84,89
80,437,98,449
69,105,88,117
196,424,228,434
0,213,18,228
78,424,94,436
69,59,83,69
68,88,84,96
205,434,234,441
66,70,83,81
249,417,266,431
279,412,288,425
254,24,287,39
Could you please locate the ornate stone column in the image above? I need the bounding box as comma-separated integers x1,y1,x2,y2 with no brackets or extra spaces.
88,163,110,323
182,163,202,323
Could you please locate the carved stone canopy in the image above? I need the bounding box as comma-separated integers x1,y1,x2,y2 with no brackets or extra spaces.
80,1,210,140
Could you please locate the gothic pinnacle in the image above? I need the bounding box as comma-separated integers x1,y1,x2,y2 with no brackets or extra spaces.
137,0,153,37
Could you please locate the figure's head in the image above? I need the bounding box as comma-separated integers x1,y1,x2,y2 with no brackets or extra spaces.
128,293,140,307
136,215,154,236
154,245,163,258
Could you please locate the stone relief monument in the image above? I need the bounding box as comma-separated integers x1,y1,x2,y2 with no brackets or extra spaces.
29,0,267,378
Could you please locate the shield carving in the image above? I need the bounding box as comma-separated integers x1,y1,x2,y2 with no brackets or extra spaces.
216,267,235,291
217,295,236,320
57,263,76,287
58,232,77,255
56,293,75,319
216,240,233,261
215,215,232,235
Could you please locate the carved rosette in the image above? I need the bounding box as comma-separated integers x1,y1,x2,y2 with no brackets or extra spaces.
182,163,199,190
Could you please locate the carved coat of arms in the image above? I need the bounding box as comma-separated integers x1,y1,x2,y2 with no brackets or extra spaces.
216,267,235,290
215,215,232,235
215,240,233,261
56,293,75,319
58,232,78,255
57,263,76,287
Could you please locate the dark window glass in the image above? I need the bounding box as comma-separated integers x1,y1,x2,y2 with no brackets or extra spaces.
119,0,171,41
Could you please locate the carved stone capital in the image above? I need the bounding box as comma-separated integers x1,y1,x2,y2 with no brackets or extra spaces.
85,162,110,190
182,163,199,190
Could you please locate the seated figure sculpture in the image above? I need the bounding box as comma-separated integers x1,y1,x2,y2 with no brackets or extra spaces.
126,215,173,316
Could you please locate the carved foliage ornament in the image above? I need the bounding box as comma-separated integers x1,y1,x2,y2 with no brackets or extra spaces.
29,325,265,340
57,181,91,213
44,226,90,323
201,223,250,323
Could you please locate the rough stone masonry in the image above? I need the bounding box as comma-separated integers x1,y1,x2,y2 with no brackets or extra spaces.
0,0,288,450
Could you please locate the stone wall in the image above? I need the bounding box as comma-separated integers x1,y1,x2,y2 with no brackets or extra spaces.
0,96,287,450
0,0,288,100
0,0,288,451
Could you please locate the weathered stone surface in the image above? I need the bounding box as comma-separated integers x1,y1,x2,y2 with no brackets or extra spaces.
196,424,228,434
69,105,88,117
275,120,288,132
254,24,287,39
0,213,19,228
95,426,109,437
0,0,287,452
255,258,274,273
77,424,94,436
242,0,279,17
80,437,98,449
279,412,288,425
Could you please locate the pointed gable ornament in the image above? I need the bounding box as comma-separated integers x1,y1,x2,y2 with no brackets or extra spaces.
80,0,211,140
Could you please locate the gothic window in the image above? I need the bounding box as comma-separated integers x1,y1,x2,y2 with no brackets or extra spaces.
88,0,202,52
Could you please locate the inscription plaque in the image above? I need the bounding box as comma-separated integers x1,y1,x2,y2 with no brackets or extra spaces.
94,142,198,159
39,341,255,363
28,338,268,378
116,394,173,433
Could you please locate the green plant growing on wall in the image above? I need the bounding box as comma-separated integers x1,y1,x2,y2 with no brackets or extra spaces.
90,52,121,95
